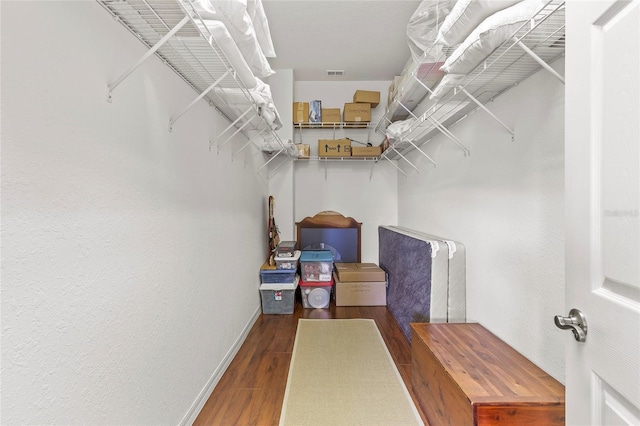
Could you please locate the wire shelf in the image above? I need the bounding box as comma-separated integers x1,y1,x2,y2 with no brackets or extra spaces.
98,0,287,144
379,0,566,163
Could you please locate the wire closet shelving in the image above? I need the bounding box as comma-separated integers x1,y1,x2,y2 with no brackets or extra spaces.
97,0,291,177
375,0,566,176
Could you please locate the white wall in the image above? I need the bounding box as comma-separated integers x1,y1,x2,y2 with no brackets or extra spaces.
291,82,398,263
397,61,566,381
267,69,296,241
1,2,268,424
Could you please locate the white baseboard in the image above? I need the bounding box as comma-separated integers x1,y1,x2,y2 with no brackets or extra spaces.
180,307,261,425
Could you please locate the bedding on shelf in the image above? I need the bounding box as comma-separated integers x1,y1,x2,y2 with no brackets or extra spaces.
440,0,544,75
193,0,275,77
211,78,283,131
382,0,565,156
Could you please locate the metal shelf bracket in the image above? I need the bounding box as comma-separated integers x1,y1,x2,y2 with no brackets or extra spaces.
169,70,231,132
107,15,190,103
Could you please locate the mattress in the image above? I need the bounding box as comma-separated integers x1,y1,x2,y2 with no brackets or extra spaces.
388,226,466,322
378,226,449,342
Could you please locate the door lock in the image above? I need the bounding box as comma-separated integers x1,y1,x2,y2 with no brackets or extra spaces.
554,308,587,342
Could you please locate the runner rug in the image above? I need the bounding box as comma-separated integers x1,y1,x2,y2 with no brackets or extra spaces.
279,319,423,425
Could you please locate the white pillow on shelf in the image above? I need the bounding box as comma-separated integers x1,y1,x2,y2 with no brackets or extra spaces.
435,0,523,47
440,0,543,75
406,0,456,64
429,73,466,100
194,0,275,77
247,0,276,58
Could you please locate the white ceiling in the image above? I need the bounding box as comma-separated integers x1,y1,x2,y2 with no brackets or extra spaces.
262,0,422,81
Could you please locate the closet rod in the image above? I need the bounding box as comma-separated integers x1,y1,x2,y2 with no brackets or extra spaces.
107,15,190,102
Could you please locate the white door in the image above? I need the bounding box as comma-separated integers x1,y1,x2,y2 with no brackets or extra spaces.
564,0,640,424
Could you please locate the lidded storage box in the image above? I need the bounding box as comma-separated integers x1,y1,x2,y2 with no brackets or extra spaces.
275,250,301,270
260,261,296,284
300,278,333,309
300,250,334,282
260,276,299,314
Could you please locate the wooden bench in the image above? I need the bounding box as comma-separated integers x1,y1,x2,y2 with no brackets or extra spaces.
411,323,565,425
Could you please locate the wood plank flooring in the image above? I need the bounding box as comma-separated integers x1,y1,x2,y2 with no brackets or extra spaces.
194,300,429,425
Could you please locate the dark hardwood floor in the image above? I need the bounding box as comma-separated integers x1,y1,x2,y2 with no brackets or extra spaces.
193,299,429,425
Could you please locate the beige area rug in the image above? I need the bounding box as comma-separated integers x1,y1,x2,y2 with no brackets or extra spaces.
279,319,423,426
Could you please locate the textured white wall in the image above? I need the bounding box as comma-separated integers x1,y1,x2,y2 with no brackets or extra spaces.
397,61,566,381
1,2,267,424
291,82,398,264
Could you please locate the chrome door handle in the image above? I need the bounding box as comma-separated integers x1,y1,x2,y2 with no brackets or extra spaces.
554,308,587,342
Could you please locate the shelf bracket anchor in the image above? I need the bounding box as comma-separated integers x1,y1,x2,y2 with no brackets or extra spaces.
107,15,190,103
458,87,515,138
169,70,230,132
514,37,565,84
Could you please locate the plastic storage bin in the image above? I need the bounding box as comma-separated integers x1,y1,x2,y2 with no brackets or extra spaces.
300,250,334,282
275,250,301,270
260,261,296,284
259,276,299,314
300,278,333,309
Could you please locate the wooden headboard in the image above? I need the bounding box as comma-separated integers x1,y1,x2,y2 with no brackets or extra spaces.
295,211,362,262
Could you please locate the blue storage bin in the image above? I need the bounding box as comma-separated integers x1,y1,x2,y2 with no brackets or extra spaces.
260,261,297,284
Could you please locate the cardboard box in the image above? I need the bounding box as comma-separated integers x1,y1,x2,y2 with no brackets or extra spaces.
318,139,351,158
334,263,386,282
293,102,309,124
343,103,371,123
353,90,380,108
334,272,386,306
309,100,322,123
295,144,310,158
351,145,383,157
322,108,341,124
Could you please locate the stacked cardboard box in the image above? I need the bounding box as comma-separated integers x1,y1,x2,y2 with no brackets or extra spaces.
353,90,380,108
334,263,387,306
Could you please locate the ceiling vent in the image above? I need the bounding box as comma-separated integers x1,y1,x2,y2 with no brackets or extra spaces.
326,70,345,76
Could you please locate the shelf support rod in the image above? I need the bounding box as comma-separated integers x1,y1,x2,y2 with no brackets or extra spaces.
423,114,471,156
256,149,284,174
217,116,253,153
458,87,515,137
267,153,290,179
369,160,375,182
390,146,419,173
405,139,436,167
513,37,565,84
107,15,190,102
232,129,265,160
398,100,470,155
381,154,408,177
413,74,435,95
169,70,230,132
217,106,254,152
